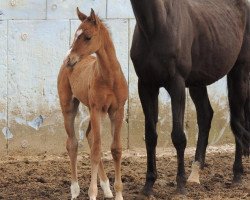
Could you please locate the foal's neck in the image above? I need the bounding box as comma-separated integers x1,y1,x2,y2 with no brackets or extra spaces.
96,24,120,84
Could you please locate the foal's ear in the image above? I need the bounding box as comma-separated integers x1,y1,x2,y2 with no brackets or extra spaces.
89,8,99,25
76,7,87,21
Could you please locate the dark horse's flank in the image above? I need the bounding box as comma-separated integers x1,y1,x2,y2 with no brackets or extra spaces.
130,0,250,196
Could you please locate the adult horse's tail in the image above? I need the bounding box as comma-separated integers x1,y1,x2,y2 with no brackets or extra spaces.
227,1,250,157
242,1,250,156
246,75,250,128
245,1,250,154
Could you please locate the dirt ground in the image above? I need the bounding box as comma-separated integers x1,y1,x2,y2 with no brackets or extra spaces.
0,145,249,200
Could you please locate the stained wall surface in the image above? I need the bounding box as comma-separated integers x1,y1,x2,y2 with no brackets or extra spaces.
0,0,233,156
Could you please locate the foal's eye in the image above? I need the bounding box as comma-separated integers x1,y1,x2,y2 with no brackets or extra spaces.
84,36,91,41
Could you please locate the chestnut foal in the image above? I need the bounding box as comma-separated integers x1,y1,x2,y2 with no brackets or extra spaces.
57,8,128,200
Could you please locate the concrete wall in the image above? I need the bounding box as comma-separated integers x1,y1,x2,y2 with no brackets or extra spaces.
0,0,233,156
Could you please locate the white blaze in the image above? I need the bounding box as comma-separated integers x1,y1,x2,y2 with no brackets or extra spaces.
74,29,83,42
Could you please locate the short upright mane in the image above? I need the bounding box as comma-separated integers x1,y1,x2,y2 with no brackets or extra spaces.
98,19,116,52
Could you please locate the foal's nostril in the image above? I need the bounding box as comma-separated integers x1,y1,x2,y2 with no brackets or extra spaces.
67,57,77,67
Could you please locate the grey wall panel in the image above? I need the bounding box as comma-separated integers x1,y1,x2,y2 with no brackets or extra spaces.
47,0,107,19
0,0,46,20
7,20,70,155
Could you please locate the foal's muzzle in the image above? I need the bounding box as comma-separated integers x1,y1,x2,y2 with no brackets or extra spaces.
66,57,77,67
66,53,80,67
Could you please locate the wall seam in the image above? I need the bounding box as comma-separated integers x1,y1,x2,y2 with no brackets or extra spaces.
106,0,108,19
6,19,9,155
127,18,130,150
46,0,48,20
69,19,71,47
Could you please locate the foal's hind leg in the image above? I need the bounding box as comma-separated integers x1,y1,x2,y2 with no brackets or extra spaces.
85,122,113,198
61,97,80,199
188,86,213,184
109,107,124,200
227,65,250,183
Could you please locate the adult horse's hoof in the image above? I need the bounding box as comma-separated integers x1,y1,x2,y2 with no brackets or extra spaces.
141,182,154,197
136,193,156,200
176,186,187,195
232,175,242,185
176,175,187,195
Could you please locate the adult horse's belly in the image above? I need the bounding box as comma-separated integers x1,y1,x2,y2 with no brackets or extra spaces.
185,48,241,87
186,31,244,86
185,0,245,86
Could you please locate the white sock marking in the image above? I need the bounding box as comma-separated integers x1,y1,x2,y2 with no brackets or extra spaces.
187,161,200,184
71,182,80,199
100,179,113,198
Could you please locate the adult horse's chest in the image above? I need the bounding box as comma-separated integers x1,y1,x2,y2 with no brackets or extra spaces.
131,44,176,86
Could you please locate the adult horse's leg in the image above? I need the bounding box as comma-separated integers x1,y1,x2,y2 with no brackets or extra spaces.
109,107,124,200
88,108,102,200
138,80,159,197
62,97,80,199
227,64,250,183
85,122,113,198
188,86,213,184
166,75,187,194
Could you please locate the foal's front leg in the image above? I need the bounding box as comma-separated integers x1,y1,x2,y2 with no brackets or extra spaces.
62,98,80,199
109,107,125,200
166,75,187,194
88,108,102,200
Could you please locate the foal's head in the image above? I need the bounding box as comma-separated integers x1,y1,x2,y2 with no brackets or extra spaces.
66,8,102,67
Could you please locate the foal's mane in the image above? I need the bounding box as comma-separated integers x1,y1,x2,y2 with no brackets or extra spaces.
95,17,115,50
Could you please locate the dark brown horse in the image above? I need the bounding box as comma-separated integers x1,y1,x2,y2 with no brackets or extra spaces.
130,0,250,197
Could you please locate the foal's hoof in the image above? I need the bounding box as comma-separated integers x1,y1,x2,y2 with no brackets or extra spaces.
114,193,123,200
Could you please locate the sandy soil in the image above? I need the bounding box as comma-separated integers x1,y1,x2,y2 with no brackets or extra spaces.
0,145,249,200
